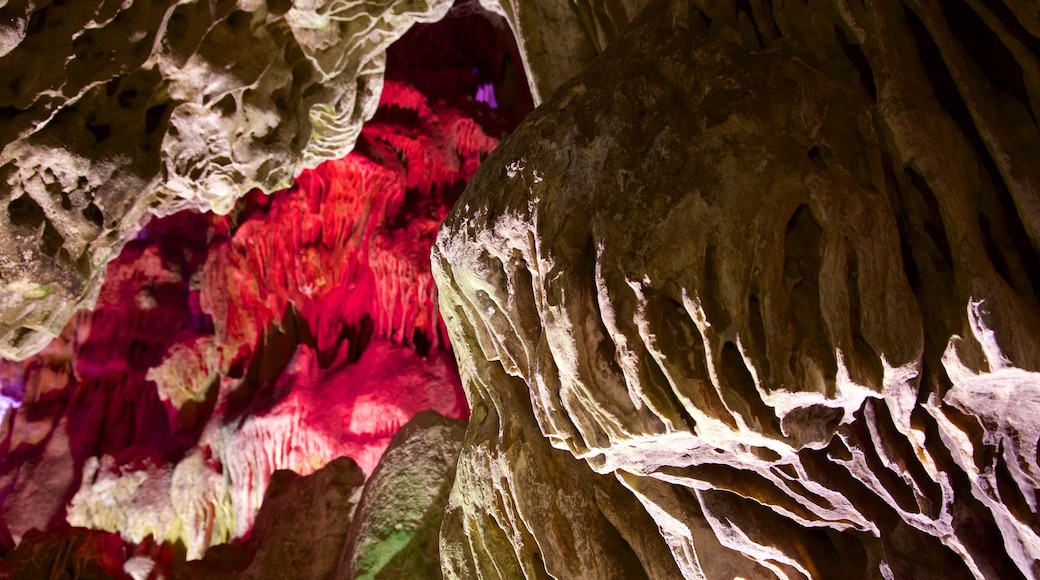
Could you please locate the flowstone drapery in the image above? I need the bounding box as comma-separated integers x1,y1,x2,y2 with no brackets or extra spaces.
433,0,1040,577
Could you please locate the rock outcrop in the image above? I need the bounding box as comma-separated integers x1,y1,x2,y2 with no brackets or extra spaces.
175,455,367,579
433,0,1040,577
478,0,646,104
176,410,466,578
0,0,454,361
340,410,466,579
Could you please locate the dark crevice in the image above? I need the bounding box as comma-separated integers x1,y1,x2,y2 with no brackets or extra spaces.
976,0,1040,60
144,103,170,135
904,168,953,272
82,202,103,227
650,290,737,430
800,442,976,578
872,400,943,518
720,341,779,435
937,0,1031,115
906,7,1040,302
735,0,766,49
747,291,768,379
834,25,877,101
845,240,883,389
758,0,783,39
921,416,1026,579
994,443,1038,530
412,327,431,358
783,204,837,393
640,290,700,433
41,220,64,258
941,403,991,473
848,405,921,515
85,121,111,144
807,146,827,171
701,240,731,330
8,194,45,228
979,170,1040,302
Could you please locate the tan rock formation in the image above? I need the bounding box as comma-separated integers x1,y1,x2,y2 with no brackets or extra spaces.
433,0,1040,577
339,410,466,579
0,0,452,360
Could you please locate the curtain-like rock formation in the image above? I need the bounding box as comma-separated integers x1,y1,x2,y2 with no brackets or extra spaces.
433,0,1040,577
0,0,454,361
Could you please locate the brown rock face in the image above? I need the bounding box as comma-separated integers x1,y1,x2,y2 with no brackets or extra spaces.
433,0,1040,577
0,0,453,360
479,0,647,104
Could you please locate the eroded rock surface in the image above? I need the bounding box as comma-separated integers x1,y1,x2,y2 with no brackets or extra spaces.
0,0,454,360
340,410,466,579
434,0,1040,577
175,456,366,579
479,0,646,104
175,410,465,579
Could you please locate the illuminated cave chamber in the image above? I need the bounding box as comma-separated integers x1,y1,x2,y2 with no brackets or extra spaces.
2,0,1040,578
0,4,531,575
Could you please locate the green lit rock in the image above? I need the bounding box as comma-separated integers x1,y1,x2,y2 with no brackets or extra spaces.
339,410,466,579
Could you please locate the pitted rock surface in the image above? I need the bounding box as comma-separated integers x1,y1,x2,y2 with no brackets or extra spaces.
0,0,452,360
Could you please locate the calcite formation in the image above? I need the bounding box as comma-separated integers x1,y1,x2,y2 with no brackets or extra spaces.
174,410,465,578
0,410,467,578
477,0,647,104
0,5,531,559
0,0,455,361
434,0,1040,577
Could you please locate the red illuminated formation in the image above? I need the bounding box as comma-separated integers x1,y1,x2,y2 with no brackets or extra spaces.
0,7,531,564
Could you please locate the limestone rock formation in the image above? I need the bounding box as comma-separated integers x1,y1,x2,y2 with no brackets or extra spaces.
0,0,454,361
340,410,466,579
433,0,1040,577
1,8,528,565
478,0,646,104
175,456,367,579
176,410,466,578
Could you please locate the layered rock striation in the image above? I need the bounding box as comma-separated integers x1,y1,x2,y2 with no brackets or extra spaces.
434,0,1040,577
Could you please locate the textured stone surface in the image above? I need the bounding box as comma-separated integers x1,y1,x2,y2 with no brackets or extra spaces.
175,455,367,579
175,410,465,578
433,0,1040,577
339,410,466,579
0,0,454,360
0,527,129,578
479,0,646,104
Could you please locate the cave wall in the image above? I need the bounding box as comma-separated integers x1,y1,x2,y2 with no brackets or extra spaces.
433,0,1040,577
0,0,1038,576
0,6,530,571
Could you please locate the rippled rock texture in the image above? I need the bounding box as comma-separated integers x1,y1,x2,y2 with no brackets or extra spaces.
433,0,1040,577
0,0,455,360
